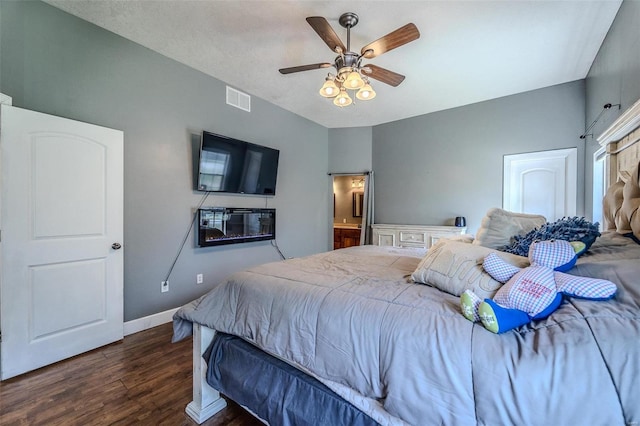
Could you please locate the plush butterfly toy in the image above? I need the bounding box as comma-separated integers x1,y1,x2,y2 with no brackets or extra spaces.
460,239,617,334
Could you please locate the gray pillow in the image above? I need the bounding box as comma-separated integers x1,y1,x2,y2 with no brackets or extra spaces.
472,208,546,249
412,239,529,299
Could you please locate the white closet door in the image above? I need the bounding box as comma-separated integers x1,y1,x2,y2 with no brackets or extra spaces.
503,148,577,221
0,105,124,380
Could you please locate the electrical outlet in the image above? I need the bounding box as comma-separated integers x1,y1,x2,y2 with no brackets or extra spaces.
196,273,204,284
161,281,169,293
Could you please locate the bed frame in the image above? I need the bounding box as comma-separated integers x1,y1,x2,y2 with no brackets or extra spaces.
185,97,640,424
185,324,227,423
598,97,640,187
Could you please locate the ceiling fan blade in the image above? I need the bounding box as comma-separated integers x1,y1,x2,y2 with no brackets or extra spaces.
279,63,333,74
360,23,420,59
306,16,346,53
361,64,405,87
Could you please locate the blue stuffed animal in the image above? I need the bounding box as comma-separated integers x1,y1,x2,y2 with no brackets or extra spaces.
460,239,617,334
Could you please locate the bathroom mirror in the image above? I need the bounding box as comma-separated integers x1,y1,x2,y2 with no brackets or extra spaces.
353,192,364,217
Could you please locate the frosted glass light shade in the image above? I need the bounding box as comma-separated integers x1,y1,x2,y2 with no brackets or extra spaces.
356,83,376,100
319,79,339,97
344,71,365,90
333,88,352,107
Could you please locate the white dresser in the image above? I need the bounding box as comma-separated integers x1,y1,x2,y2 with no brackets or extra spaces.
371,224,466,249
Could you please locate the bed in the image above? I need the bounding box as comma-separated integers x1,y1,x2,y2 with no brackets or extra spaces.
173,98,640,426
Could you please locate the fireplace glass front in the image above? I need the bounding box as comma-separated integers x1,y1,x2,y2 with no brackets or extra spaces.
197,208,276,247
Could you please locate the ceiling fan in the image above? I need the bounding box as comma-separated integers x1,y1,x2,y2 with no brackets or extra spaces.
279,12,420,107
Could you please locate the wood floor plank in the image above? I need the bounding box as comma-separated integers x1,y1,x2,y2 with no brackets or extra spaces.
0,323,263,426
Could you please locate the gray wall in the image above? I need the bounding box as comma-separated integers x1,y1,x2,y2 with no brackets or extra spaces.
0,1,329,321
372,81,586,234
584,0,640,219
328,127,373,173
327,127,372,239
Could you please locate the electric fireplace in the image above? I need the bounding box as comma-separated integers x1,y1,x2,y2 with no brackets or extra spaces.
197,208,276,247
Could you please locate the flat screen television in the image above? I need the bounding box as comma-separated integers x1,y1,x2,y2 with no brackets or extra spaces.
196,131,279,195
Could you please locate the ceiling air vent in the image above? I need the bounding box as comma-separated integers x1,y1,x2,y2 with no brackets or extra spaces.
226,86,251,112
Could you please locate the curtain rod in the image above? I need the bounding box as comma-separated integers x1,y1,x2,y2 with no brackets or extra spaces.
327,171,371,176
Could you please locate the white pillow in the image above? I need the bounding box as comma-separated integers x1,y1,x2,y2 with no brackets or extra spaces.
472,208,546,249
412,239,529,299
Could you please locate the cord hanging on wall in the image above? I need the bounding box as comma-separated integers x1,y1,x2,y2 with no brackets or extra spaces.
580,103,621,139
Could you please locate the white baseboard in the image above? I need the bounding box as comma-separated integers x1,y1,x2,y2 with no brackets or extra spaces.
124,307,179,336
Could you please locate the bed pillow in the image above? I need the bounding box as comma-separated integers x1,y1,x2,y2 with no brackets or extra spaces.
472,208,546,249
411,239,529,299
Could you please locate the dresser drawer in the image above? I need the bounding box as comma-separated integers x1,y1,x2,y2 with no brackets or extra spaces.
399,231,427,245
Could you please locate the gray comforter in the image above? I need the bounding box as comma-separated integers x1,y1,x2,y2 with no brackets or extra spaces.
173,237,640,426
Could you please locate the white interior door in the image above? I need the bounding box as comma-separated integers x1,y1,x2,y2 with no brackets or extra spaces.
0,105,123,380
503,148,577,221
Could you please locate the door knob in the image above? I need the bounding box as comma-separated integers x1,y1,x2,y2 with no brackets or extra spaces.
111,243,122,250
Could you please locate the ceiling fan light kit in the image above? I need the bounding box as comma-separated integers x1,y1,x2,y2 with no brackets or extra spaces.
279,12,419,108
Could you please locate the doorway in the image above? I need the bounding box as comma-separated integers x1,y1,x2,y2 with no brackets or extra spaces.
332,175,366,249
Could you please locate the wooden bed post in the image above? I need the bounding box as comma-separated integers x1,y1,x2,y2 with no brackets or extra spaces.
185,323,227,424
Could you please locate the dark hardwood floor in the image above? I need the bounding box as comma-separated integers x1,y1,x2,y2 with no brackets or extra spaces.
0,322,264,426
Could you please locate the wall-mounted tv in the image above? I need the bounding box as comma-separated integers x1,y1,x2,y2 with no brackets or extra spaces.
196,131,279,195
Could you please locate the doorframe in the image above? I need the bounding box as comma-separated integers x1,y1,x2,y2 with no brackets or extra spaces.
329,173,367,250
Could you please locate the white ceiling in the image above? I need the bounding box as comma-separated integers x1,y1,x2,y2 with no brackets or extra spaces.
44,0,622,129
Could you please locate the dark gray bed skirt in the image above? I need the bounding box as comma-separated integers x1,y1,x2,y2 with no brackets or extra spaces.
205,333,380,426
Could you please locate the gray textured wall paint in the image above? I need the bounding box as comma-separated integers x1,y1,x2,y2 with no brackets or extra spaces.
0,1,329,321
328,127,373,173
372,81,586,234
584,0,640,219
327,127,372,242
